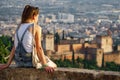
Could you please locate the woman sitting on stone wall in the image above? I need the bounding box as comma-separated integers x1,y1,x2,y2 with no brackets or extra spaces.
0,5,57,72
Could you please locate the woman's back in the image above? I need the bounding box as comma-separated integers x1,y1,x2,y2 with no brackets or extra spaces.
14,23,34,67
14,23,33,53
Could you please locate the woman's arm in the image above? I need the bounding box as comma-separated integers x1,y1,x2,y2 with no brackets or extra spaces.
7,46,15,65
0,46,15,70
35,25,47,65
34,25,55,73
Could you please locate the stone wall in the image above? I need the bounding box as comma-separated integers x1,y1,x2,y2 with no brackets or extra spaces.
104,52,120,64
57,44,71,53
72,44,83,52
84,43,97,48
0,68,120,80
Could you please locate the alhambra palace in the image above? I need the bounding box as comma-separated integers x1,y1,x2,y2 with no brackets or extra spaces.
43,34,120,67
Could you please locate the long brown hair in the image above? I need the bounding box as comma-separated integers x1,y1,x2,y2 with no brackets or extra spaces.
21,5,39,23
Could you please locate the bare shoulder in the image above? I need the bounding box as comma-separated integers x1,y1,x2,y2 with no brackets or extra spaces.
35,24,41,33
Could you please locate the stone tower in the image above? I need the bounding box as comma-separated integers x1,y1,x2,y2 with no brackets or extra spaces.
86,48,104,67
95,48,104,67
96,35,113,53
117,45,120,51
44,34,54,51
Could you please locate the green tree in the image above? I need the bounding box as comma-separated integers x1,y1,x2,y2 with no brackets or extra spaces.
0,35,12,63
103,62,120,71
62,30,65,40
82,59,98,69
54,32,60,44
72,50,75,64
76,57,83,63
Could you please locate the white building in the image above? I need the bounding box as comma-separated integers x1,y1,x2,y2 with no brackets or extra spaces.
58,13,74,23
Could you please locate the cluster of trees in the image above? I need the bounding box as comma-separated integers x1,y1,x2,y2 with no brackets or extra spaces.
53,57,98,69
53,57,120,72
0,35,13,63
102,62,120,71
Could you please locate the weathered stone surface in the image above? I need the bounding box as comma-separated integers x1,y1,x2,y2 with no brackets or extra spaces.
0,68,120,80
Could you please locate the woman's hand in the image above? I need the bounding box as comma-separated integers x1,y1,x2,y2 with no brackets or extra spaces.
44,66,55,73
0,64,9,70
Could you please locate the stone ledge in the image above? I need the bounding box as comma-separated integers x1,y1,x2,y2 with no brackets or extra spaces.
0,68,120,80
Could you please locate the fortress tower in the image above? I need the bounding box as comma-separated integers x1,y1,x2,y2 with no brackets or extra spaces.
95,48,104,67
117,45,120,51
96,35,113,53
44,34,54,51
84,48,104,67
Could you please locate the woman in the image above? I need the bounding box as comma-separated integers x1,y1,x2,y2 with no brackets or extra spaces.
0,5,57,72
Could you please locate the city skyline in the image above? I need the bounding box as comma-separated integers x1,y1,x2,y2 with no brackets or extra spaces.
0,0,120,72
0,0,120,40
